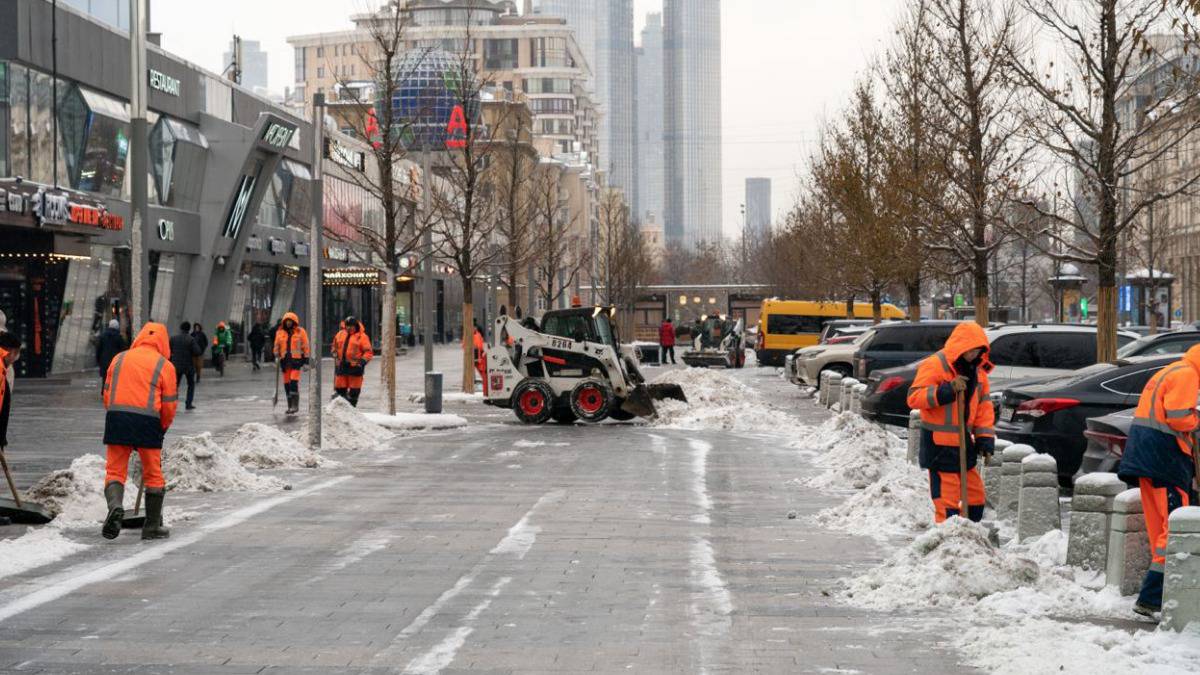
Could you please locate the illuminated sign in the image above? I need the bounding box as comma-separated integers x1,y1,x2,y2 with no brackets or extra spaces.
223,174,257,238
325,246,350,262
445,105,468,149
31,188,123,230
149,69,181,96
323,268,383,285
158,219,175,241
262,123,296,149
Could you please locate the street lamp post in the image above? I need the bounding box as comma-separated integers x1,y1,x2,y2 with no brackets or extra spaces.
128,0,149,330
421,150,435,374
307,94,326,449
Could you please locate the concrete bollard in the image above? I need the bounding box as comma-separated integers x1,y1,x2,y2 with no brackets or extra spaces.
983,439,1012,508
1106,488,1151,596
1161,506,1200,631
907,410,921,465
826,373,844,409
1066,472,1126,571
839,378,859,412
424,372,443,414
852,383,867,415
998,444,1036,520
1017,453,1060,541
818,371,830,407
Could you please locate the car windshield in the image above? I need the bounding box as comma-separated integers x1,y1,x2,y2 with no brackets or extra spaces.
1117,336,1154,358
594,313,616,347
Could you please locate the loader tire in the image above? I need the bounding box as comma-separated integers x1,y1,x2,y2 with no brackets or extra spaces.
569,379,614,423
512,379,554,425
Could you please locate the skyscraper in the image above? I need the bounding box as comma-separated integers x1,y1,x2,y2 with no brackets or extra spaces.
745,177,771,238
664,0,722,247
532,0,636,203
636,13,665,226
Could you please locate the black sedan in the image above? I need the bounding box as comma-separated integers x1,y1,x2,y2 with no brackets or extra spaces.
1081,407,1134,479
996,356,1174,488
860,363,919,427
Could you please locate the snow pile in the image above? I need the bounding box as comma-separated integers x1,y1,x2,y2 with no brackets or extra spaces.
23,453,108,525
813,460,931,539
647,368,809,433
407,391,483,404
302,397,394,450
798,412,901,489
362,411,468,431
162,433,284,492
0,528,88,580
843,518,1039,610
228,422,334,469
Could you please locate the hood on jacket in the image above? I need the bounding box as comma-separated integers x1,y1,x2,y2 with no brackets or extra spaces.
942,322,991,368
282,312,300,328
1182,343,1200,373
132,322,171,359
339,320,365,333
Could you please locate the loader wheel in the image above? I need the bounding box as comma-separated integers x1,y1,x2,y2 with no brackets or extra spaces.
512,379,554,425
569,379,614,423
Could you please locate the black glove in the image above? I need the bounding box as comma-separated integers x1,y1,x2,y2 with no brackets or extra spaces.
975,436,995,460
300,356,311,367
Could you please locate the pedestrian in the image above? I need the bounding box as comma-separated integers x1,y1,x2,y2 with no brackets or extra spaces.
248,323,266,371
1117,343,1200,620
96,319,126,385
190,323,208,382
212,321,233,376
169,321,201,410
101,322,176,541
273,312,310,415
659,317,677,365
331,316,374,407
472,322,486,389
0,332,22,455
906,322,995,524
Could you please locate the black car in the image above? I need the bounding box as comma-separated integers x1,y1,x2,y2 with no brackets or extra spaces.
1081,407,1134,479
996,356,1175,488
1116,329,1200,359
852,321,960,381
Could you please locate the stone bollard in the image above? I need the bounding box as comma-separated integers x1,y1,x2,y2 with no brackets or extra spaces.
852,383,867,415
818,371,830,407
1017,453,1060,541
1066,472,1126,571
1106,489,1151,596
1162,506,1200,631
982,451,1003,510
998,444,1035,520
839,378,859,412
907,410,921,465
826,373,844,409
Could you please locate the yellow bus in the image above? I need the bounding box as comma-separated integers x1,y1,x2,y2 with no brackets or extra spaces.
755,300,906,366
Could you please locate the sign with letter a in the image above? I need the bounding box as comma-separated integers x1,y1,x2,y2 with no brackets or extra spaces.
445,105,468,149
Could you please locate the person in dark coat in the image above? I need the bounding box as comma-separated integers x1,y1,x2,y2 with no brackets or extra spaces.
169,321,201,410
248,323,266,371
96,319,126,385
190,323,208,382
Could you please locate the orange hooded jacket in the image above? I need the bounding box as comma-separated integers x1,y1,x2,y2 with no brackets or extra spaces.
332,320,373,376
906,322,996,470
273,312,310,368
1118,343,1200,491
102,322,178,449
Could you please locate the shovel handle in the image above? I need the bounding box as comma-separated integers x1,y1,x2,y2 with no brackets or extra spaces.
0,448,21,508
957,391,970,518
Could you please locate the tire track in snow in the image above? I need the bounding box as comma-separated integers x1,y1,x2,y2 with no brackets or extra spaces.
402,576,512,675
687,438,732,675
370,490,562,666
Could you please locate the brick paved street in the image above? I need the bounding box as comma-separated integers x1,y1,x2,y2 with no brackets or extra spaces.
0,352,972,673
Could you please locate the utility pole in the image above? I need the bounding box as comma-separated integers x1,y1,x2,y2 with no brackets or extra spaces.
421,150,435,374
227,35,243,84
307,94,326,449
129,0,149,330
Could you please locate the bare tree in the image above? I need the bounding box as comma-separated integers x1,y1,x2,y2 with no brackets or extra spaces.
529,163,585,309
1006,0,1200,360
491,123,538,312
923,0,1029,327
321,3,426,415
595,189,654,335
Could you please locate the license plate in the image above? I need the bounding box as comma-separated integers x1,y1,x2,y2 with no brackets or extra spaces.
1002,406,1016,422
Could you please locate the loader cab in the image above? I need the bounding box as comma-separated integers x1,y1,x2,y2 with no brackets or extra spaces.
540,307,618,347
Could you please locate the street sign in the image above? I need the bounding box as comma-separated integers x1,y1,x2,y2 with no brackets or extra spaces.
953,293,964,308
1080,297,1089,319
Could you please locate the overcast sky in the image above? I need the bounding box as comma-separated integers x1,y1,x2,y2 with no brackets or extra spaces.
153,0,907,238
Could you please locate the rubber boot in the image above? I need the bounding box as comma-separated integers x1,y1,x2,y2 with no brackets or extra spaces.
288,392,300,414
348,389,360,407
140,489,170,540
101,481,124,540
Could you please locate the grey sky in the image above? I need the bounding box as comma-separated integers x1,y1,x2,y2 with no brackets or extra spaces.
153,0,907,238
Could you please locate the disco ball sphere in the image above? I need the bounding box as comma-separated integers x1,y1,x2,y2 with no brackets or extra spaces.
386,49,480,151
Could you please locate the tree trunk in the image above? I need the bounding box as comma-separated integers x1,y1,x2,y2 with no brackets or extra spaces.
974,244,990,327
906,280,921,322
461,279,475,394
381,267,397,415
870,289,882,324
974,294,989,328
1097,242,1119,363
844,294,855,320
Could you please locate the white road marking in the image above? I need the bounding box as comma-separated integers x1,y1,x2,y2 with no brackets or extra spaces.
686,438,732,674
371,490,562,665
689,438,714,523
402,576,512,674
0,476,352,624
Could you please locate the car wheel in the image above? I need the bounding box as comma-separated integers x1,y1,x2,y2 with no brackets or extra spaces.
512,379,554,425
569,379,614,423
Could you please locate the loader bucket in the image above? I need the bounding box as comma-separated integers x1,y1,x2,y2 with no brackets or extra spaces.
647,383,688,403
621,383,688,419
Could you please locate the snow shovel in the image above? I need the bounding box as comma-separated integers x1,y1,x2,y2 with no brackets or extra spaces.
272,360,281,409
0,446,52,524
956,390,970,521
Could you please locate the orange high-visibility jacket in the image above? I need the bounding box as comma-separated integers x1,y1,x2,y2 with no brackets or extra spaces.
906,322,996,451
103,322,178,449
273,312,310,365
1118,344,1200,491
331,321,373,376
0,346,11,432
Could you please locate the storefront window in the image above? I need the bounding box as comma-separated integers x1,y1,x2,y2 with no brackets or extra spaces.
0,62,8,177
270,267,299,325
148,115,208,210
8,63,29,179
55,85,130,197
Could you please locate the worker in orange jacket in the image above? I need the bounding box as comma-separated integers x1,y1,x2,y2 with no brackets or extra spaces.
0,332,23,456
273,312,310,414
101,322,177,541
1118,344,1200,619
331,316,373,407
906,322,996,524
472,322,487,394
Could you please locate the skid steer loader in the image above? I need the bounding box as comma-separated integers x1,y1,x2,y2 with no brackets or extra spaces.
483,306,687,424
682,315,747,368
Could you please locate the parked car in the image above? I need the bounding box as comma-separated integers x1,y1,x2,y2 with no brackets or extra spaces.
819,320,875,344
792,329,878,387
1081,407,1134,479
860,324,1141,428
1116,328,1200,359
996,356,1175,488
852,321,961,380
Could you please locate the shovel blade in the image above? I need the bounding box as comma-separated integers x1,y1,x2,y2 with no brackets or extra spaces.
0,497,54,524
621,385,659,419
121,516,146,528
646,383,688,403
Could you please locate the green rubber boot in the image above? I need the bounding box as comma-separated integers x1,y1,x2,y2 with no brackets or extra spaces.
140,489,170,540
101,482,124,540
